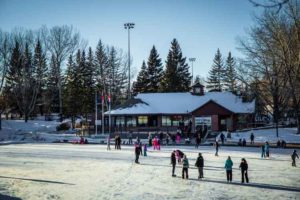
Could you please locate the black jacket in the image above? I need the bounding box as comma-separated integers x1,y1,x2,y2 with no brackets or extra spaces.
171,152,176,164
239,162,248,171
195,156,204,167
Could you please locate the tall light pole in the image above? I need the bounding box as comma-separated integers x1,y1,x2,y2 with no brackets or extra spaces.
124,23,135,99
189,58,196,84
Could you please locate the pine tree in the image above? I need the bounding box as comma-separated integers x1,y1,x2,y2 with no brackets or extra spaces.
206,48,225,92
147,46,163,92
161,39,191,92
107,46,127,106
33,39,47,115
45,54,60,113
224,52,237,93
95,40,109,91
81,47,95,119
132,61,148,94
64,51,83,127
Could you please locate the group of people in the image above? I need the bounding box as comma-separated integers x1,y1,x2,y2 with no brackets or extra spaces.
170,151,250,183
224,156,249,183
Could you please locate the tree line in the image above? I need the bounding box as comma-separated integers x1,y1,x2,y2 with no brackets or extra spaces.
0,26,128,129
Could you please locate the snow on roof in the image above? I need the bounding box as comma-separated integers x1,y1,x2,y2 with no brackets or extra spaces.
107,92,255,115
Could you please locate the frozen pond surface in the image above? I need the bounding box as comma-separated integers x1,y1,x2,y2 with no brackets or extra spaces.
0,144,299,200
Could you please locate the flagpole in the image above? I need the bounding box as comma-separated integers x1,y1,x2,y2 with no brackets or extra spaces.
109,89,111,135
95,91,97,135
102,90,105,135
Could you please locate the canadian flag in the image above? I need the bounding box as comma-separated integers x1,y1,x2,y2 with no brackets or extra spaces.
101,95,104,104
107,95,111,104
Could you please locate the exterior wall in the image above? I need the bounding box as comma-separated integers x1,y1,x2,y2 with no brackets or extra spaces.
211,115,219,131
192,101,233,116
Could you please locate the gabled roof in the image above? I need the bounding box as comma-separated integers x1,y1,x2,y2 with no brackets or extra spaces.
106,92,255,115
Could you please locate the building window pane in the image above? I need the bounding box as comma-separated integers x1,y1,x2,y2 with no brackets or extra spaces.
116,116,125,126
172,115,182,126
162,116,172,126
138,116,148,126
126,116,136,127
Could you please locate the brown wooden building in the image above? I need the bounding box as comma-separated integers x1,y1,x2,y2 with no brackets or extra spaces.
105,84,255,134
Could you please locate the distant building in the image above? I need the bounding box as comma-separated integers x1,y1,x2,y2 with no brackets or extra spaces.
105,84,255,136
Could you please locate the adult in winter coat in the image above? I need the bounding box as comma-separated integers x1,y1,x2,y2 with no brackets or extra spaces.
250,132,255,144
195,134,201,149
171,151,177,177
143,144,147,156
291,150,299,167
182,155,189,179
107,135,111,150
261,145,266,158
265,142,270,157
135,143,142,164
176,150,184,164
215,141,219,156
224,156,233,182
220,133,225,145
148,133,152,147
195,153,204,179
239,158,249,183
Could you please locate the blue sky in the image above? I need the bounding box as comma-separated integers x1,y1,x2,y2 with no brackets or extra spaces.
0,0,261,80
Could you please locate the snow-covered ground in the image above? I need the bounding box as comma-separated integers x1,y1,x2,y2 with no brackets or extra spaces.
1,120,300,146
0,144,299,200
217,128,300,144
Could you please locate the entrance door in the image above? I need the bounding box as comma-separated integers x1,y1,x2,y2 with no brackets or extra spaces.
195,116,212,138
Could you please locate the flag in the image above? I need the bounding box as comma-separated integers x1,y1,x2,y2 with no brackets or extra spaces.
107,95,111,105
101,94,104,105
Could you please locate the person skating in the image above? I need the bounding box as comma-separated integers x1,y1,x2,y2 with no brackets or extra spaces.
128,132,133,145
291,150,299,167
182,155,189,179
195,153,204,179
114,135,118,149
107,134,111,150
261,144,266,158
220,133,225,145
215,141,219,156
250,132,254,144
148,133,152,147
135,142,142,164
195,134,201,149
171,151,177,177
143,144,147,156
176,149,184,164
224,156,233,182
265,142,270,158
239,158,249,183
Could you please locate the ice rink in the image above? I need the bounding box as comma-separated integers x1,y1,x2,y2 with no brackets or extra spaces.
0,144,299,200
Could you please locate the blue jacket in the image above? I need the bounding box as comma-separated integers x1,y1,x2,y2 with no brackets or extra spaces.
225,159,233,170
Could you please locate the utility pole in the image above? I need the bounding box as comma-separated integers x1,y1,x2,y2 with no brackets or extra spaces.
124,23,135,99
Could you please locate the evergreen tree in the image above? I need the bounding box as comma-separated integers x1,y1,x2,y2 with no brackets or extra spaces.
161,39,191,92
132,61,148,94
33,39,47,115
206,48,225,91
64,51,82,127
95,40,109,91
107,46,127,106
223,52,237,93
45,54,60,113
147,46,163,92
81,48,95,119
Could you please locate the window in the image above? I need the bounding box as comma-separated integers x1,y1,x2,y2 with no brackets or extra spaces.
162,116,172,126
172,116,182,126
116,116,125,126
126,116,136,127
138,116,148,126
